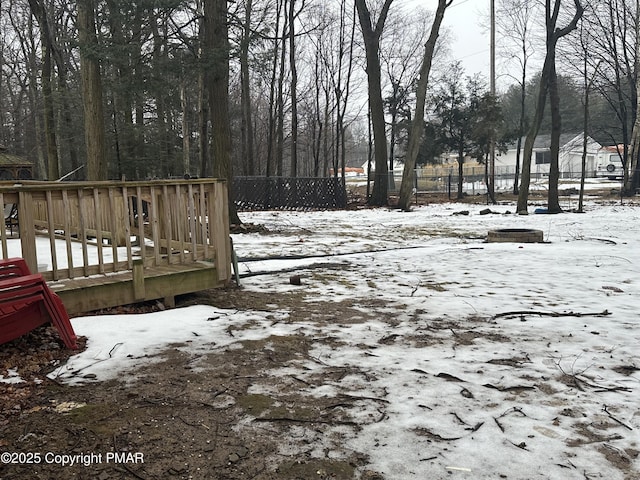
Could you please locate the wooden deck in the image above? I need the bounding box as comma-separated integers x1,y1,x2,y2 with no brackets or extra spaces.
1,179,232,315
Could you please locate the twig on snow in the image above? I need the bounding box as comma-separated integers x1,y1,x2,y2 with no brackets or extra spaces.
493,309,611,320
254,416,358,426
494,406,527,433
603,405,633,431
555,357,631,393
508,440,529,451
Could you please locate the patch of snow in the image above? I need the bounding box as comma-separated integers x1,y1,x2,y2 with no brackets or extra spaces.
0,368,25,384
47,201,640,478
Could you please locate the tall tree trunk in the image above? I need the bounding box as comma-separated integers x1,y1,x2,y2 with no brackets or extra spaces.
388,82,398,191
457,147,464,199
198,71,209,177
323,89,331,177
312,47,323,177
288,0,298,177
41,37,59,179
398,0,451,210
28,0,59,180
513,48,528,195
128,4,144,179
197,1,209,178
547,60,562,213
150,10,170,177
181,82,190,175
77,0,107,181
105,0,127,180
55,70,80,177
335,0,356,187
516,0,583,214
266,0,284,178
578,53,593,213
625,0,640,194
205,0,241,224
240,0,255,176
276,11,288,177
355,0,394,206
23,15,46,177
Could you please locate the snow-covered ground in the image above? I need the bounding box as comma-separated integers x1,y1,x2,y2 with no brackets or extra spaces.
228,201,640,479
8,196,639,479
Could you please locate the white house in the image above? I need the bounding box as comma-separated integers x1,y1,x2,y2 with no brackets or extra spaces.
495,133,602,178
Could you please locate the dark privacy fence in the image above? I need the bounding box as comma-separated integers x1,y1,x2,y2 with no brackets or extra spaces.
233,177,347,210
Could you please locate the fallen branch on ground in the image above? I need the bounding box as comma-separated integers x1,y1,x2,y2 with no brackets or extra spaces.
494,406,527,433
493,309,611,320
239,262,349,278
555,357,631,393
254,416,358,426
413,427,462,441
483,383,536,392
603,405,633,430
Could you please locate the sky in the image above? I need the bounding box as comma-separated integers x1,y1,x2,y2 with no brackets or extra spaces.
3,181,637,479
441,0,491,77
405,0,492,78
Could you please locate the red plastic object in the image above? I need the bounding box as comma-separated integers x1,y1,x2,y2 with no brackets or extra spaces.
0,258,77,349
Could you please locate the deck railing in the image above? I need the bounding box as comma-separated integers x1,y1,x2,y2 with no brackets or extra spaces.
0,179,231,284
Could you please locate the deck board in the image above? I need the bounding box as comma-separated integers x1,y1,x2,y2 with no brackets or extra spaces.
49,261,221,315
3,179,231,315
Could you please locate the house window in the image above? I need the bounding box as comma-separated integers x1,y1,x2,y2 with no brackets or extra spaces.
535,151,551,164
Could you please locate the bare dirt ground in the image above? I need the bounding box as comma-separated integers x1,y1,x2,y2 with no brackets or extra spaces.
1,289,395,480
0,186,636,480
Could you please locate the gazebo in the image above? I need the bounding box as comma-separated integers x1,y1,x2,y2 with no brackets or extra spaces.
0,146,33,181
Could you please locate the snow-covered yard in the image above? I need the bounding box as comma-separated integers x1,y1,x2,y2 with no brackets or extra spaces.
25,198,640,479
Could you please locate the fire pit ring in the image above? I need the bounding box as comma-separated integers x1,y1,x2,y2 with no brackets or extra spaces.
487,228,544,243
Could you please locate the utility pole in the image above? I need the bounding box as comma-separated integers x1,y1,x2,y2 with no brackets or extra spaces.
489,0,496,204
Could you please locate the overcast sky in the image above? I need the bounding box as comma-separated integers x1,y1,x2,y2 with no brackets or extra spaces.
442,0,491,76
403,0,493,78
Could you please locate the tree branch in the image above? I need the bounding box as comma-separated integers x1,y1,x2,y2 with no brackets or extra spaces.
493,309,611,319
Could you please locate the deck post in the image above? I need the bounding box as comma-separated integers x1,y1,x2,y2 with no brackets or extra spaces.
133,258,145,301
17,191,38,273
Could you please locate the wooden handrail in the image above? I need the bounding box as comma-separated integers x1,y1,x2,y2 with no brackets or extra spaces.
0,179,231,284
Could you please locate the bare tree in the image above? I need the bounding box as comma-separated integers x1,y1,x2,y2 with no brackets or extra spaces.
516,0,583,214
239,0,256,175
626,0,640,193
398,0,452,211
355,0,394,206
4,2,47,175
264,0,285,178
205,0,241,224
496,0,538,195
197,0,210,178
288,0,299,177
380,5,433,191
275,3,288,177
333,0,356,181
77,0,107,181
27,0,59,180
580,0,637,191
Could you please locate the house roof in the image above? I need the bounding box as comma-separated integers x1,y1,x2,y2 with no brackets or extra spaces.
533,133,580,149
507,133,600,151
0,148,33,167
